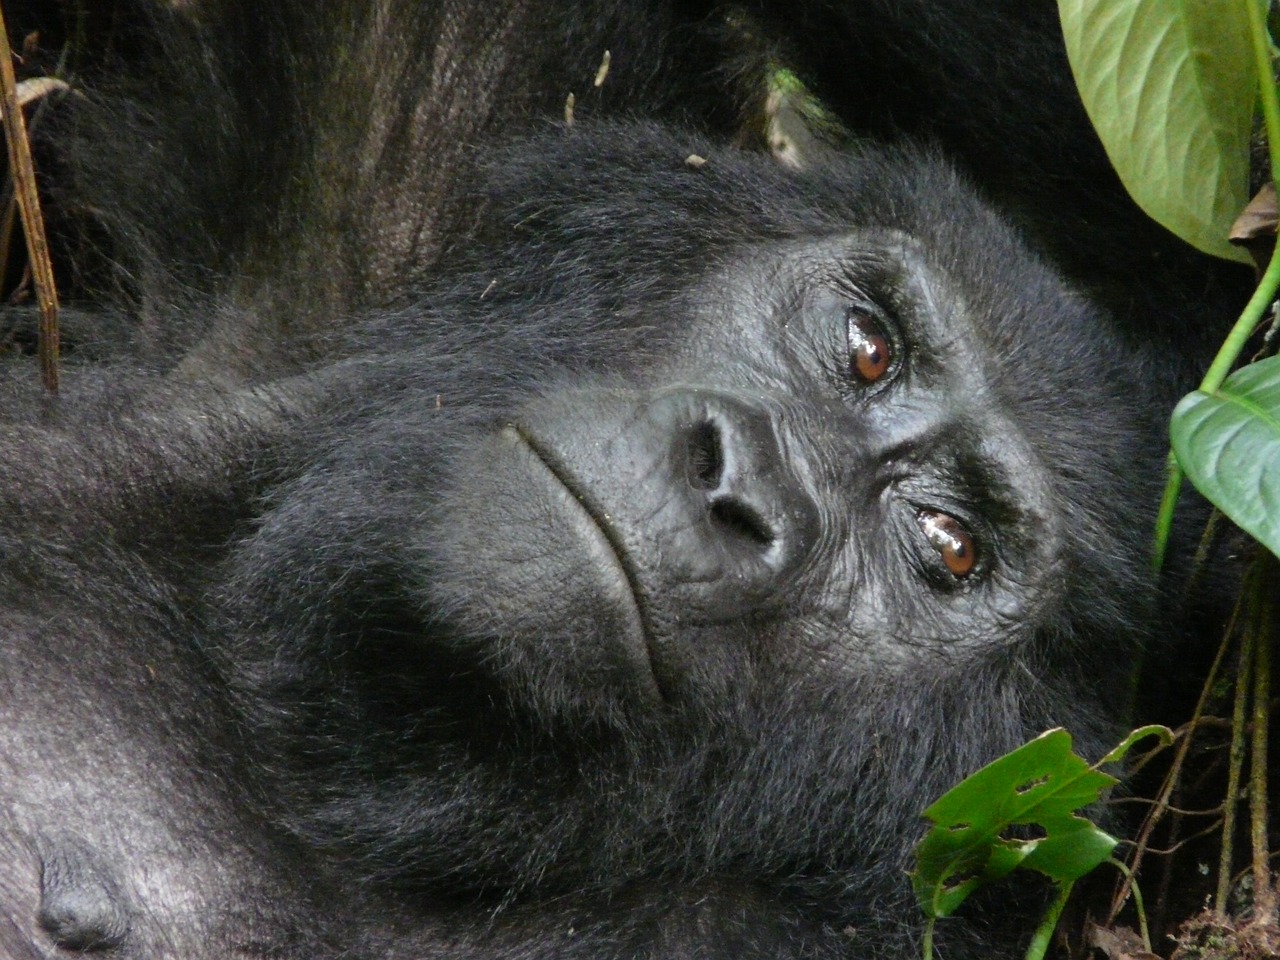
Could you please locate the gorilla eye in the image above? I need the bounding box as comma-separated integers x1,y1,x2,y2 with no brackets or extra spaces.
917,510,978,579
847,309,893,383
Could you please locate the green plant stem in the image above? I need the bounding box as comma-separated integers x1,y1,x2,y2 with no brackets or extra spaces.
1152,452,1183,571
1247,0,1280,255
1205,246,1280,393
1152,2,1280,569
1108,859,1152,951
1024,882,1072,960
922,917,935,960
1153,243,1280,571
1201,0,1280,387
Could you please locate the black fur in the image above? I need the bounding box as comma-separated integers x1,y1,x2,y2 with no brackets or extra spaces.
224,126,1168,955
738,1,1253,370
0,1,1230,957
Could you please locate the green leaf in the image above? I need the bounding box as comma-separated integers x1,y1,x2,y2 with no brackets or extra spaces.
1171,355,1280,560
911,729,1119,919
1057,0,1257,263
1098,724,1174,766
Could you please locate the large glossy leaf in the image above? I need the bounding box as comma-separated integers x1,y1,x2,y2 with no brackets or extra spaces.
911,729,1118,919
1172,355,1280,560
1058,0,1257,263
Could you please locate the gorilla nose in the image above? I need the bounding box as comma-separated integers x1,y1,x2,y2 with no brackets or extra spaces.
517,387,820,623
657,394,819,616
685,416,784,559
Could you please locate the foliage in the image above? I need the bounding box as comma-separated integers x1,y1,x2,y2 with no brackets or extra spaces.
917,0,1280,955
1060,0,1280,568
1173,356,1280,560
1058,0,1257,264
913,727,1170,960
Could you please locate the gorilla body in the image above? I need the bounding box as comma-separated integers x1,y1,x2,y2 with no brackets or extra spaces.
2,124,1162,958
0,0,1234,957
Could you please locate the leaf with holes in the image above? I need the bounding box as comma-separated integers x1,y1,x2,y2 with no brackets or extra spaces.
911,729,1118,919
1172,355,1280,561
1057,0,1258,263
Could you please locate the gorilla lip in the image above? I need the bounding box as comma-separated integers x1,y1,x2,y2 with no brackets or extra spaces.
500,424,667,703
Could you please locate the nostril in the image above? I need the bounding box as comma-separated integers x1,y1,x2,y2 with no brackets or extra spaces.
709,497,774,548
686,421,724,491
682,412,783,557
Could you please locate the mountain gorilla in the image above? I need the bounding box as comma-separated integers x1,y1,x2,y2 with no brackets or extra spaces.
0,1,1237,958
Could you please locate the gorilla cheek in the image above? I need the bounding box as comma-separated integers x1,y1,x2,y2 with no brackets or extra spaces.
419,426,663,709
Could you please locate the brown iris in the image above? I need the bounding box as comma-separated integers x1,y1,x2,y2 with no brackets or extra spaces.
847,310,892,383
917,510,977,578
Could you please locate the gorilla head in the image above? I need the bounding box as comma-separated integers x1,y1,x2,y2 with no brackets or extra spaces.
201,124,1164,951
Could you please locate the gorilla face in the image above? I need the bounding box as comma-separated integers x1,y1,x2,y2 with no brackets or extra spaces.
431,232,1064,712
223,129,1163,914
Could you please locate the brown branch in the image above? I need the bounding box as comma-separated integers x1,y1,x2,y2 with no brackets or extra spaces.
0,6,59,391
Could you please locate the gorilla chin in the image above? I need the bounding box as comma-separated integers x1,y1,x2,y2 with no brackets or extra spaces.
424,422,663,714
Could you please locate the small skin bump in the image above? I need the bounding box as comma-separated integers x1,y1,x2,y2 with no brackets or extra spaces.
37,840,130,952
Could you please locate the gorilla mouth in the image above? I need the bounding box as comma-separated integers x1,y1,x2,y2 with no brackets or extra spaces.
500,426,664,703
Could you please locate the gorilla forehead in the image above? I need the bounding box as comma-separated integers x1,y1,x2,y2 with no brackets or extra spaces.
442,126,1148,442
